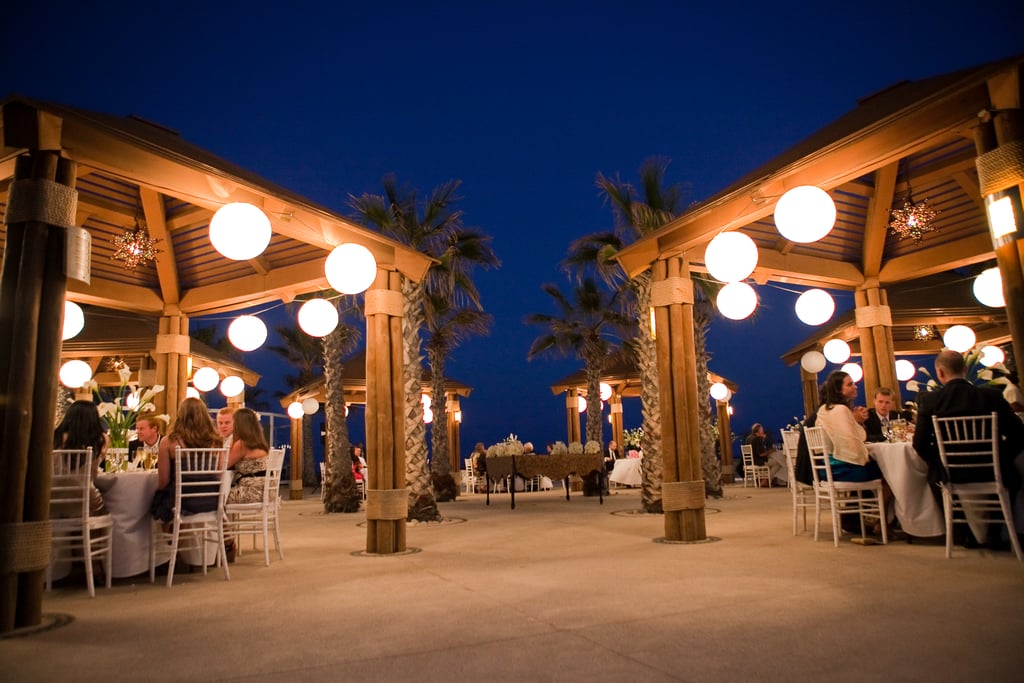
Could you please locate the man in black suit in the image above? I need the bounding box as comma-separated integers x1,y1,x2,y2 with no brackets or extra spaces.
913,350,1024,544
863,387,902,442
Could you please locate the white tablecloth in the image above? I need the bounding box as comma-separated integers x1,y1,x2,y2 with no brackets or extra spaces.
610,458,642,487
96,470,159,577
867,442,944,537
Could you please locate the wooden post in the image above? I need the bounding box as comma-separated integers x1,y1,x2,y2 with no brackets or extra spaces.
855,286,898,402
610,393,624,451
447,395,461,474
800,367,820,420
652,256,706,542
364,270,406,554
716,400,734,484
289,416,303,500
565,389,581,443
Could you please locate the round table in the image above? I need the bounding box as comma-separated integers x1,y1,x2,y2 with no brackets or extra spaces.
610,458,643,487
96,470,160,577
867,442,944,537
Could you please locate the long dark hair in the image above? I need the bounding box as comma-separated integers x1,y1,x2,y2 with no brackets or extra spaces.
231,408,268,451
53,400,105,453
167,397,221,448
821,371,851,410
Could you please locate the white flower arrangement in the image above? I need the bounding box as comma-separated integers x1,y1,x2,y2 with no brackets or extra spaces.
583,440,601,454
487,443,505,457
505,439,524,456
550,441,567,455
622,426,643,449
784,415,807,432
88,368,168,448
568,441,583,455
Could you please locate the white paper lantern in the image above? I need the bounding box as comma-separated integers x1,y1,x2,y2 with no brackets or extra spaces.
943,325,976,353
192,366,220,392
800,350,827,373
979,345,1005,367
59,359,93,388
577,395,587,413
423,406,433,424
905,380,920,393
227,315,267,352
302,397,320,415
220,375,245,398
822,338,851,364
794,288,835,326
325,243,377,295
774,186,837,243
63,300,85,340
209,202,272,261
186,387,201,399
895,359,916,381
421,394,431,410
972,267,1005,307
716,282,758,320
704,232,758,283
599,382,612,402
298,298,339,337
710,382,729,401
841,362,863,383
287,401,304,419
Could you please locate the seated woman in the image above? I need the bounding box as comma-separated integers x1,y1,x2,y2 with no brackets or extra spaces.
53,400,109,516
226,408,270,505
151,397,224,523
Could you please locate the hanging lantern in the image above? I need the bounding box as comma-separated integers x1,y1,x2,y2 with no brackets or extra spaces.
454,410,462,423
979,345,1005,367
227,315,268,352
710,382,729,401
716,282,758,320
794,289,835,326
972,267,1005,308
298,298,339,337
423,406,433,424
421,394,431,410
800,350,827,374
220,375,245,398
63,300,85,340
301,397,320,415
192,366,220,392
822,339,851,364
895,359,916,382
841,363,863,383
287,401,304,419
599,382,612,402
942,325,976,353
209,202,272,261
59,360,93,388
774,186,837,243
185,387,201,399
577,396,587,413
325,243,377,295
704,232,758,283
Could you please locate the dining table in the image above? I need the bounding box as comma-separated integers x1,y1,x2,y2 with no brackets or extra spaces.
609,457,643,487
866,441,944,538
96,469,160,577
483,453,605,509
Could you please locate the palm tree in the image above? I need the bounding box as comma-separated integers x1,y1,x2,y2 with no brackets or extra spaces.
526,278,629,444
565,158,724,507
320,305,362,513
424,290,493,499
266,323,323,488
349,176,498,521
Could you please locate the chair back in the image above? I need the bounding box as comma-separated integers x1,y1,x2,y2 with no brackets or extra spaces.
264,448,286,505
174,447,230,516
740,444,754,468
931,412,1000,484
803,426,831,485
50,448,95,518
464,458,475,478
781,430,800,457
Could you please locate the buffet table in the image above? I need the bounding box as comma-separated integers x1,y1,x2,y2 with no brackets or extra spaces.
484,453,604,509
867,442,944,538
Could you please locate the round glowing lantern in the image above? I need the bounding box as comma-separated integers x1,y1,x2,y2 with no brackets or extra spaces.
186,387,201,399
59,359,93,388
423,407,433,424
599,382,612,402
794,288,835,326
577,396,587,413
710,382,729,401
822,338,851,364
800,350,827,374
325,243,377,295
63,300,85,340
220,375,245,398
287,401,304,419
972,267,1004,307
228,315,267,352
895,359,917,382
302,397,320,415
421,394,431,410
979,345,1005,367
704,232,758,283
943,325,976,353
192,366,220,392
716,282,758,320
774,186,837,243
209,202,272,261
298,298,339,337
841,363,863,383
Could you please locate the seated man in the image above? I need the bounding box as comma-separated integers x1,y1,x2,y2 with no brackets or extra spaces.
863,386,902,442
745,423,787,486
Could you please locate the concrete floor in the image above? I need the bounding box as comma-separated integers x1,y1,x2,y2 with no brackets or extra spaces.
2,484,1023,682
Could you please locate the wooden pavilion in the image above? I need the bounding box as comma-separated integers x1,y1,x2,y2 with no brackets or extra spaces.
615,55,1024,543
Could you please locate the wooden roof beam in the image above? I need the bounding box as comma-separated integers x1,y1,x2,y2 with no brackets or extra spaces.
878,232,994,283
862,162,899,278
178,259,330,315
139,187,181,306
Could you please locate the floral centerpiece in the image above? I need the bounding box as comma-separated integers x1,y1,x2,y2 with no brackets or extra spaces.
622,427,643,449
550,441,567,456
784,416,807,432
501,433,524,456
583,440,601,455
89,366,168,449
568,441,583,455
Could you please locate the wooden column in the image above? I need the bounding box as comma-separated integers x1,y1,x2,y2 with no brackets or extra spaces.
652,256,706,542
800,367,821,419
565,389,581,443
716,399,734,484
289,415,303,500
854,286,897,402
447,395,461,473
364,270,406,554
0,103,78,632
154,317,189,421
609,392,624,450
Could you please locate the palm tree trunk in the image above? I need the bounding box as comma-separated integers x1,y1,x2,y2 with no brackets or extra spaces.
584,352,603,445
322,328,359,513
634,271,664,513
403,279,441,521
302,416,315,487
694,303,723,498
428,346,450,476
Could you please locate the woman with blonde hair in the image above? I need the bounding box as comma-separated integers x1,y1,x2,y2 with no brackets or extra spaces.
150,397,223,522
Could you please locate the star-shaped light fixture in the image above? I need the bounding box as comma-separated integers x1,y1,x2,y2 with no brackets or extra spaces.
112,218,161,270
888,187,939,245
913,324,936,342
